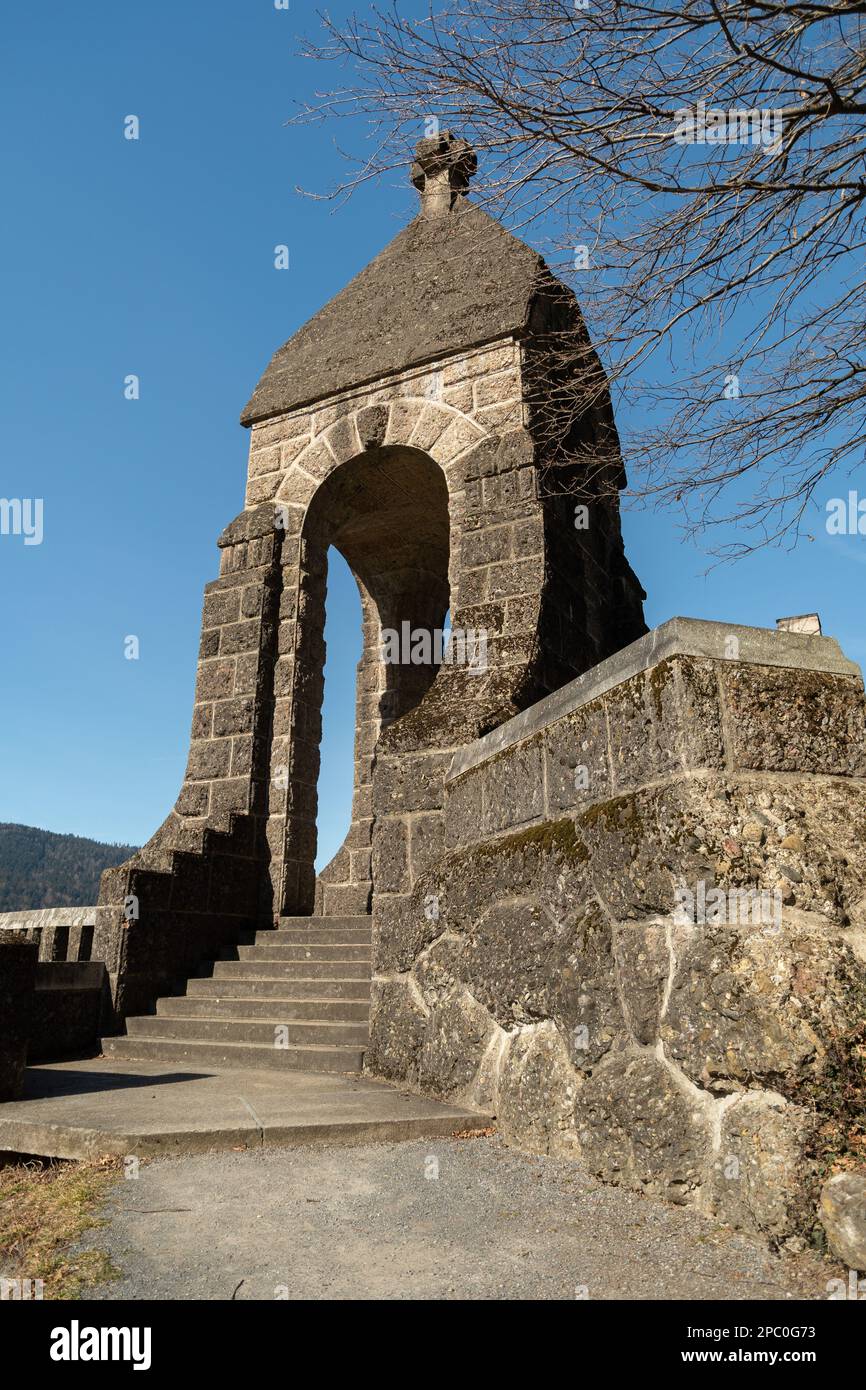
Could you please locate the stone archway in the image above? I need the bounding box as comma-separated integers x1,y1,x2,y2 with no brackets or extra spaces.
95,133,648,1020
268,444,452,920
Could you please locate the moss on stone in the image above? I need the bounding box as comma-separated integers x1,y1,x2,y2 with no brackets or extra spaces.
579,790,643,836
797,1018,866,1178
447,815,589,870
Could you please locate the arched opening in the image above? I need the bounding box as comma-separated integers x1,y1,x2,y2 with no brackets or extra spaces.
283,445,451,916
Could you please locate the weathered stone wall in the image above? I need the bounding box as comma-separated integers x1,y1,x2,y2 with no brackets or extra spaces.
365,619,866,1243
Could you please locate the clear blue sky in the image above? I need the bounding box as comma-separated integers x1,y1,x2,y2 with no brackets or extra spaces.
1,2,863,873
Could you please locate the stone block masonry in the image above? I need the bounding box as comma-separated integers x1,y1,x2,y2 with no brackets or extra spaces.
237,331,643,921
365,618,866,1245
93,505,284,1021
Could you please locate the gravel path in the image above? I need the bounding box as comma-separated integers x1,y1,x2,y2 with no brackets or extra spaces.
84,1136,839,1301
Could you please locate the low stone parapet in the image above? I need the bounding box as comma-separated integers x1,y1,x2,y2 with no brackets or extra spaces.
0,907,97,963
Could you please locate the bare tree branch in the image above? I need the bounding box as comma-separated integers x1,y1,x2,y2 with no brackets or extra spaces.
295,1,866,556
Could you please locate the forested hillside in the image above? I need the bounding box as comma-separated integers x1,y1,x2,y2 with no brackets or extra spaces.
0,823,138,911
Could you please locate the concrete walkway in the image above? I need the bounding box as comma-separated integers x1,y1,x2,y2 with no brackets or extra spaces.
0,1060,489,1159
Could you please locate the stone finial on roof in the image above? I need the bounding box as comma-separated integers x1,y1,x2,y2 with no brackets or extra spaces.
411,131,477,218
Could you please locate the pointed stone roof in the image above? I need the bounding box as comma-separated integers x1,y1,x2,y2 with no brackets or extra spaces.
240,136,548,426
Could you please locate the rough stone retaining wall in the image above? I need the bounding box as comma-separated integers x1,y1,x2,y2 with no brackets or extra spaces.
366,619,866,1243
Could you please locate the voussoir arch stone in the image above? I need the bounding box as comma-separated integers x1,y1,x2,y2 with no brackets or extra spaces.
322,398,487,469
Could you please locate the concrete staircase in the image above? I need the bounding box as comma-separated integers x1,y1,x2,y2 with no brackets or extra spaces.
102,916,372,1074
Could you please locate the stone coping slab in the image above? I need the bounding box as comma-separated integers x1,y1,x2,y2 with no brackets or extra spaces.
448,616,862,780
0,1060,490,1161
0,906,97,930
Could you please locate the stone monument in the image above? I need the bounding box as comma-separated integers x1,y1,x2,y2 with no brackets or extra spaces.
89,135,866,1247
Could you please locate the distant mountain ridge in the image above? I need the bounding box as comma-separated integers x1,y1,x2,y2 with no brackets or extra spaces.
0,823,138,912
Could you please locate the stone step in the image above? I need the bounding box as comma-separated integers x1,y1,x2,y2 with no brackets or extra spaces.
159,995,370,1022
186,976,370,1001
278,916,370,930
126,1015,368,1047
97,914,373,1079
102,1034,365,1074
252,927,372,945
229,943,371,963
210,960,370,981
